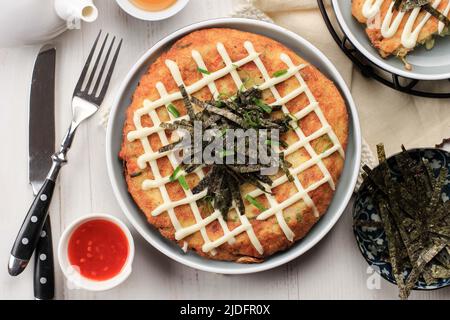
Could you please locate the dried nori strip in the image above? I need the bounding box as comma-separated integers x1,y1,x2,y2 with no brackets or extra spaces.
402,0,429,11
398,0,450,25
280,152,294,182
431,264,450,278
215,175,233,217
254,173,273,186
228,170,245,216
242,173,273,194
401,242,446,299
191,96,247,127
202,114,221,129
228,164,265,173
179,85,196,120
424,3,450,26
158,138,183,153
192,167,216,194
160,122,193,133
378,199,406,292
184,164,201,174
394,0,403,10
356,143,450,299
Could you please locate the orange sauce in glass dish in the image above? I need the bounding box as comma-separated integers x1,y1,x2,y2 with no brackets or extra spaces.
130,0,177,11
68,219,129,281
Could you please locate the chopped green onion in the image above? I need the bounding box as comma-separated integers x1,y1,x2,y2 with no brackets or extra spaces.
215,100,226,108
265,139,279,146
272,69,288,77
266,139,288,149
288,113,299,130
197,67,211,75
204,195,214,211
130,171,142,178
219,149,235,158
167,103,180,118
254,99,272,114
217,92,229,100
232,63,239,69
245,195,267,212
170,165,182,182
218,128,228,137
178,175,189,190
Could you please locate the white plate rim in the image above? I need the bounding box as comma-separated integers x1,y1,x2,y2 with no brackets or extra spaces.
332,0,450,81
106,17,362,274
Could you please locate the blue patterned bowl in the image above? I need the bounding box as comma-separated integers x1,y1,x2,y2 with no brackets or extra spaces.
353,148,450,290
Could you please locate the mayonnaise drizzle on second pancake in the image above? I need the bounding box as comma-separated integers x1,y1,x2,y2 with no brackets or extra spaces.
363,0,450,49
126,40,344,255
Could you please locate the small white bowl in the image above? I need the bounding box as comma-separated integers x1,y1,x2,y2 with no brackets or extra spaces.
115,0,190,21
58,214,135,291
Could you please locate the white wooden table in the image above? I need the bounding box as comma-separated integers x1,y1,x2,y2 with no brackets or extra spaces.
1,0,449,300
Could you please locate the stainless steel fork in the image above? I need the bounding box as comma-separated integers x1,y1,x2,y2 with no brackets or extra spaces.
8,31,122,276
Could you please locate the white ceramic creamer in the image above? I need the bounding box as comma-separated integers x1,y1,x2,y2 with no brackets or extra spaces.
0,0,98,48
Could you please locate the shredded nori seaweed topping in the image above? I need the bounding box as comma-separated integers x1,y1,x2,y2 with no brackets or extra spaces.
159,86,293,219
397,0,450,25
356,144,450,299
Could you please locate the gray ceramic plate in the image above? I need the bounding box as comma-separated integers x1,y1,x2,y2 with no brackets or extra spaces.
333,0,450,80
106,18,362,274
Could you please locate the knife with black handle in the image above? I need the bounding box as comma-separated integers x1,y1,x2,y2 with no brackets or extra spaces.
8,45,56,295
34,216,54,300
9,180,55,273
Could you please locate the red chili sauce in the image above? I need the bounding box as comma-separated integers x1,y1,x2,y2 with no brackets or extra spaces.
68,219,129,281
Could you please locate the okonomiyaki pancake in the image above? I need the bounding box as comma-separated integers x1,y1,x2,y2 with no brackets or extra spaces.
352,0,450,60
120,28,349,262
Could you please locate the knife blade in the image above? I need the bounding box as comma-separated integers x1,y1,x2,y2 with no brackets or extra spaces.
29,45,56,193
30,45,56,300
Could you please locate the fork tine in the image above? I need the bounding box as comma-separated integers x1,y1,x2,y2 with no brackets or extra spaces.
97,38,123,101
92,36,116,96
74,30,102,94
85,33,109,93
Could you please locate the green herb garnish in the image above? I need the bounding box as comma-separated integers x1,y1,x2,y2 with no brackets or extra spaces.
253,98,272,114
265,139,288,148
169,165,182,182
219,128,228,137
272,69,288,77
219,149,235,158
197,67,211,75
178,175,189,190
245,195,267,212
167,103,180,118
265,139,279,146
